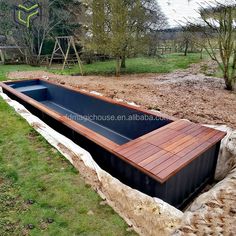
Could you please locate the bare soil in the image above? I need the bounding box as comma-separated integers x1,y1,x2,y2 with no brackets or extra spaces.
8,62,236,129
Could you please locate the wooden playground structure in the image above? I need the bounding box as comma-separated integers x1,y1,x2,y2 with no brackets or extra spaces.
49,36,83,75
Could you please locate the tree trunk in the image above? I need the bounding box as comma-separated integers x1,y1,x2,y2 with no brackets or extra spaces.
231,51,236,91
224,73,233,91
116,57,121,77
225,81,233,91
232,80,236,91
121,55,126,68
184,41,189,56
0,49,5,64
200,48,203,60
226,78,236,91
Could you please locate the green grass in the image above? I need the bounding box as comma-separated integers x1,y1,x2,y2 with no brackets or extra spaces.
0,54,203,78
0,64,43,81
52,53,203,76
0,67,136,235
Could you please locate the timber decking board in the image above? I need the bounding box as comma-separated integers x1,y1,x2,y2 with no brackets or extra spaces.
132,146,162,163
139,150,169,167
120,142,152,157
115,120,226,183
129,145,159,159
144,151,174,170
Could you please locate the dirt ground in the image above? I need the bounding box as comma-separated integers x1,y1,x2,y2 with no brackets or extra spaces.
8,62,236,129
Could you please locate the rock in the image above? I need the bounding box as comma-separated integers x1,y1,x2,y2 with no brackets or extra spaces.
46,218,54,224
26,224,35,230
87,210,94,216
42,76,49,80
99,200,107,206
26,199,35,205
126,226,134,232
204,125,236,180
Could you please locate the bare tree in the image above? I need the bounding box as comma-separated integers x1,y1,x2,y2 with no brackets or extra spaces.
0,0,84,65
197,2,236,91
177,24,196,56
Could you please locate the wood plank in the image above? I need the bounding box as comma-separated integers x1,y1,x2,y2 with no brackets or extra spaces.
122,142,152,157
147,128,182,146
176,130,220,157
158,133,187,148
164,119,187,129
168,120,191,131
138,120,186,141
126,144,160,161
139,149,169,167
154,126,212,150
152,125,208,149
114,138,142,152
117,140,147,155
164,128,218,154
157,142,211,181
161,134,197,151
152,154,182,175
184,125,209,135
179,123,199,133
139,126,172,140
144,151,174,170
206,131,227,144
132,146,161,163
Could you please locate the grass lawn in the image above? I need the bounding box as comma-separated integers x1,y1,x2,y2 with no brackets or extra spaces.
0,54,203,78
0,64,43,81
53,53,203,76
0,66,136,235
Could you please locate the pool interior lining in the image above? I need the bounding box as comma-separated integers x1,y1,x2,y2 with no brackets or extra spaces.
11,80,171,145
41,100,132,144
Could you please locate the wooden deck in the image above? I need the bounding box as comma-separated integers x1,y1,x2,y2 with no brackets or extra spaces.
114,120,226,183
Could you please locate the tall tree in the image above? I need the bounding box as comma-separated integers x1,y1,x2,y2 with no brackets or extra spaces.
85,0,167,76
197,2,236,91
178,24,196,56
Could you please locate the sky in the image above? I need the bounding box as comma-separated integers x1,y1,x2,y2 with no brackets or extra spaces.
158,0,233,27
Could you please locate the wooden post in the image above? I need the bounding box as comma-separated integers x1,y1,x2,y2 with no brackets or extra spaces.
71,37,83,76
49,38,59,68
62,37,71,70
49,36,83,75
0,49,5,64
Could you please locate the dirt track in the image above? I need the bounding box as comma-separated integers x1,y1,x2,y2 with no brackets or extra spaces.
8,62,236,129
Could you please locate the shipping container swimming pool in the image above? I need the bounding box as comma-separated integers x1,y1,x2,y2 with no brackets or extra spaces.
1,79,226,209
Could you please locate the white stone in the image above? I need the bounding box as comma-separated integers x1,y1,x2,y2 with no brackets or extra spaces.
90,91,103,96
127,101,140,107
204,125,236,180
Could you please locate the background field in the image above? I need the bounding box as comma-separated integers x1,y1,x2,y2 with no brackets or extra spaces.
53,53,203,75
